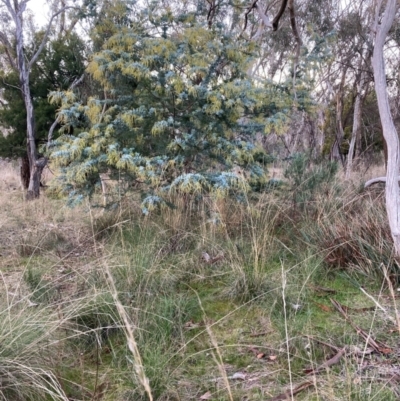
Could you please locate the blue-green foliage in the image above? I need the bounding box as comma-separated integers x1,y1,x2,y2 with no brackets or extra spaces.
48,4,303,208
284,153,338,206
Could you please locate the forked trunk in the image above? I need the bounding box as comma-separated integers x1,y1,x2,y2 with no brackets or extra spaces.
14,0,45,199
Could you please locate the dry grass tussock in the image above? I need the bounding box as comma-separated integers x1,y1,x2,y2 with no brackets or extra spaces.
302,165,399,280
0,162,99,297
0,158,21,191
340,158,386,186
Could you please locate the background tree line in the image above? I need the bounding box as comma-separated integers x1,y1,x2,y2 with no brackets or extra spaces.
1,0,400,246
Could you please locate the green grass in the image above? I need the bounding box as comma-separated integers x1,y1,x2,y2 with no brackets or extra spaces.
1,162,400,400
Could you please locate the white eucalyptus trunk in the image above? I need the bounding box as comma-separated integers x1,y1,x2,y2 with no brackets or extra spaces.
4,0,44,199
1,0,71,199
372,0,400,255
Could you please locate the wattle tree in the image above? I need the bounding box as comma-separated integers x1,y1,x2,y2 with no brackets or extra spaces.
49,3,314,210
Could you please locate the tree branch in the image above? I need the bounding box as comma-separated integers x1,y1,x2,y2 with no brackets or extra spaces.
364,176,400,188
29,5,76,69
288,0,302,52
0,31,18,70
1,0,18,21
272,0,288,31
1,77,23,92
240,0,258,36
206,0,217,28
254,3,273,29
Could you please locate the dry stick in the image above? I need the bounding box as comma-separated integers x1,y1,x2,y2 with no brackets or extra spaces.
307,348,346,375
249,330,273,337
358,286,395,323
305,335,342,353
104,264,153,401
307,284,337,294
267,381,314,401
359,276,386,366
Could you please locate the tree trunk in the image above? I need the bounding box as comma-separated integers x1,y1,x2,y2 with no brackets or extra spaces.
372,0,400,256
20,154,30,189
346,70,367,179
2,0,69,199
13,0,45,199
26,157,47,200
330,69,347,165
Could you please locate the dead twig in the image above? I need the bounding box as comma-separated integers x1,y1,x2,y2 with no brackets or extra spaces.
305,348,346,375
305,335,342,353
249,330,273,337
267,381,314,401
330,298,392,354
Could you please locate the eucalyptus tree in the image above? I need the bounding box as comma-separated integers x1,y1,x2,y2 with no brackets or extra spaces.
227,0,340,158
0,0,80,199
0,33,86,187
332,2,374,177
370,0,400,256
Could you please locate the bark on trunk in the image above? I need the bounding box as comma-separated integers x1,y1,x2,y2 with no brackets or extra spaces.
20,154,30,190
26,157,47,200
372,0,400,256
346,70,368,179
330,69,347,165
